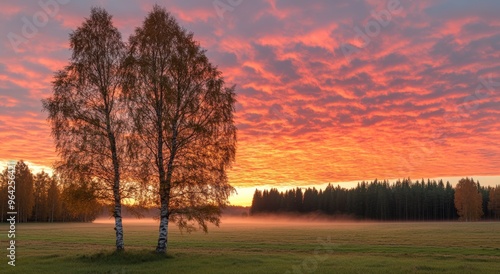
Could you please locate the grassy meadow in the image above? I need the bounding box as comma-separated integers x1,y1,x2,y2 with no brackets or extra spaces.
1,218,499,273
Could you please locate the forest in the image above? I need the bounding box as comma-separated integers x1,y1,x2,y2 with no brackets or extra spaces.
0,160,102,223
251,178,500,221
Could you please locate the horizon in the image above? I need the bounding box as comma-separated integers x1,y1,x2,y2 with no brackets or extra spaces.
1,1,499,207
1,158,497,206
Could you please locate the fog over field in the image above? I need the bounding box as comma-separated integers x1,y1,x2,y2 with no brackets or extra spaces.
93,215,384,228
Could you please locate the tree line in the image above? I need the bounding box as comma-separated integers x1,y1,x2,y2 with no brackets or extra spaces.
251,178,500,221
0,161,102,223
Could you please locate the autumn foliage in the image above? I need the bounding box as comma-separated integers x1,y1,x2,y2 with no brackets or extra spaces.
454,178,483,221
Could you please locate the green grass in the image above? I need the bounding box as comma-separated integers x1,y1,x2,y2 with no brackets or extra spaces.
1,219,499,273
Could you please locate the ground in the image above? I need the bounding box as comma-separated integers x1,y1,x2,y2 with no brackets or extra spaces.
1,218,499,273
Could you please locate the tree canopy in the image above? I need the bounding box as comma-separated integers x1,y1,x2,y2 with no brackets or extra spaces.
454,178,483,221
43,7,130,251
41,5,237,254
124,5,236,253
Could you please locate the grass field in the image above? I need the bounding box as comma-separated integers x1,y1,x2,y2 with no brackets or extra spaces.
1,218,499,273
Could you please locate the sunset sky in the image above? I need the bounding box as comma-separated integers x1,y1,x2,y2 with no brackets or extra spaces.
0,0,499,206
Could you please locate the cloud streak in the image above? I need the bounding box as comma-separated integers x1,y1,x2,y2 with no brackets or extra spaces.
0,0,499,190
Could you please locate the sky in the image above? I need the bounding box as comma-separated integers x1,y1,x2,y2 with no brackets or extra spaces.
0,0,499,206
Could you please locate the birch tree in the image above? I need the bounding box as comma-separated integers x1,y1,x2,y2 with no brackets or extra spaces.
454,178,483,221
42,7,128,251
124,5,237,254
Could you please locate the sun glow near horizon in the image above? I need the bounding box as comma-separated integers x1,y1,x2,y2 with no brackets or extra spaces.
2,161,499,207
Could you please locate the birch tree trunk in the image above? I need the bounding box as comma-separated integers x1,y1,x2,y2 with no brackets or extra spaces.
110,131,124,250
156,202,169,253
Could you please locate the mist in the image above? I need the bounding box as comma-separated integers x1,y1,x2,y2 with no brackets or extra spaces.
93,212,370,228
